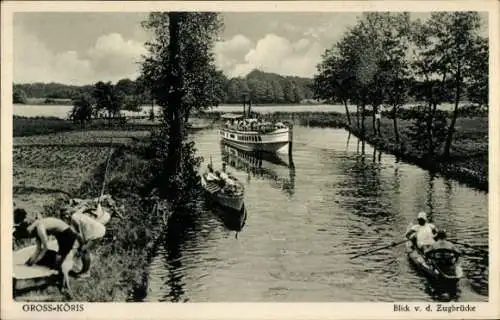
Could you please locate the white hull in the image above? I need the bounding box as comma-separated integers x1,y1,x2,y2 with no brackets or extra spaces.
219,128,291,154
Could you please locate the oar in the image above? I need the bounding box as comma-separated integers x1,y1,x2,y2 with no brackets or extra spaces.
97,140,114,206
350,239,409,259
449,240,489,255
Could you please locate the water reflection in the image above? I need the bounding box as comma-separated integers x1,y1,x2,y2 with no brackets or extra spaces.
203,200,248,234
220,142,296,197
163,213,195,302
337,143,387,220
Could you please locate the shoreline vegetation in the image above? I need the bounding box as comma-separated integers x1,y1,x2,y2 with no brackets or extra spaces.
13,132,167,301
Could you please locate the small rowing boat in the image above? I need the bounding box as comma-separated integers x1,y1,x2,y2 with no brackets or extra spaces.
201,170,245,212
405,232,463,298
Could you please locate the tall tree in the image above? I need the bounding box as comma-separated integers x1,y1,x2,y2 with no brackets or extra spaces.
70,94,94,128
93,81,123,118
141,12,223,199
422,12,484,159
466,37,488,108
414,12,487,158
375,13,413,144
411,18,451,156
313,46,355,127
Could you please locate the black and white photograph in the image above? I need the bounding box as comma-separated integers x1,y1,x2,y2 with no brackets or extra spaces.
1,1,499,318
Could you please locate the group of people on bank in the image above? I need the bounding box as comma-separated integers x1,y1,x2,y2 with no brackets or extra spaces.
13,195,122,297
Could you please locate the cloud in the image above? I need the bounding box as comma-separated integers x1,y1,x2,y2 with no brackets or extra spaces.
214,34,254,72
86,33,147,79
216,33,324,78
14,27,146,85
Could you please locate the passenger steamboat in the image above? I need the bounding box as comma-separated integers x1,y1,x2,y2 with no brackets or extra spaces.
219,113,293,154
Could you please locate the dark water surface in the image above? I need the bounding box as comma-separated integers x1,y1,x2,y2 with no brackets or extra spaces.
145,126,489,302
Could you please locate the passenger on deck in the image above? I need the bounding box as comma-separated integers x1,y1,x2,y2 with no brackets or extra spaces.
405,211,437,253
13,208,78,296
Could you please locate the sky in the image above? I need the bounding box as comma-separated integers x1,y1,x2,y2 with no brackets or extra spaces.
13,12,488,85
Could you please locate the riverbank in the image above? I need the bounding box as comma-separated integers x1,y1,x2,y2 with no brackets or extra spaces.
13,131,169,301
13,115,214,137
293,112,488,191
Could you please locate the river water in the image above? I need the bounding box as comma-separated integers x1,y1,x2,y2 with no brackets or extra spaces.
143,126,489,302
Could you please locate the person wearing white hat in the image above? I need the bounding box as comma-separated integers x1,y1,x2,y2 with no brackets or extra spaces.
405,211,437,253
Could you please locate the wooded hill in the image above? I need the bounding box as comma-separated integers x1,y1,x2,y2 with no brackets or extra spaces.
13,69,315,105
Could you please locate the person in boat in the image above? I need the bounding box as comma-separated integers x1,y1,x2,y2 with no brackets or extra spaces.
426,230,461,258
405,211,437,254
426,230,462,274
206,163,219,182
220,163,235,185
13,208,78,296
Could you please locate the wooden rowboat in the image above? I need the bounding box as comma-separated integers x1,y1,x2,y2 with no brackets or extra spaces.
13,240,75,299
405,237,463,297
201,172,245,212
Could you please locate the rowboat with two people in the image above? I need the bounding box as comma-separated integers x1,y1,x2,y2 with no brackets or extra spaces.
405,212,463,297
200,161,245,212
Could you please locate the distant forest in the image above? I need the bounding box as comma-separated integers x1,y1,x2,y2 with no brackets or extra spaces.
13,69,316,106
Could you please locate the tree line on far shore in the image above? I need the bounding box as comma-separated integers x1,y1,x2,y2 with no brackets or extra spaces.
12,69,316,107
313,12,488,159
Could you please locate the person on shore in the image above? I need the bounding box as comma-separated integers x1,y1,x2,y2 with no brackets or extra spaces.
64,204,107,278
405,211,437,253
66,195,120,225
13,208,78,296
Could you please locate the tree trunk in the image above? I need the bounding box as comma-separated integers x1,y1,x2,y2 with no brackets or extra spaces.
425,101,434,156
360,103,366,137
443,69,461,159
184,111,190,124
372,105,377,136
165,12,184,183
151,90,155,120
343,99,352,128
392,105,399,147
355,105,360,129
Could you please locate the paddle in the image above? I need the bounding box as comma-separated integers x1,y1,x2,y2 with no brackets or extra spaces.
350,239,409,259
449,240,488,255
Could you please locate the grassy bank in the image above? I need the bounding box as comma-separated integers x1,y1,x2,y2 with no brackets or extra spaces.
351,116,488,191
13,116,214,138
13,130,168,301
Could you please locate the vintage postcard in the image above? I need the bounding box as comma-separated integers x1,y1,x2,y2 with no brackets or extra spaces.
1,1,499,319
